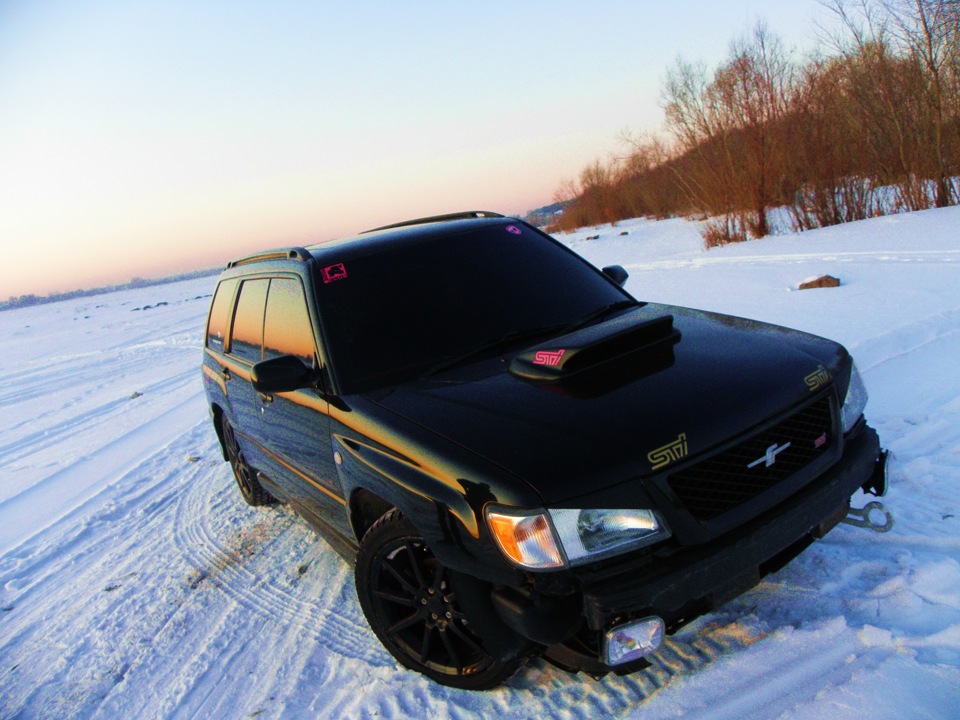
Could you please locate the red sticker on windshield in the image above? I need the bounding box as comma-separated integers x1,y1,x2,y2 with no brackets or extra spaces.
321,263,348,284
506,225,522,235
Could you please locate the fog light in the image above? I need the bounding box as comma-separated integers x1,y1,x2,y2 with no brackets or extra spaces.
603,617,664,666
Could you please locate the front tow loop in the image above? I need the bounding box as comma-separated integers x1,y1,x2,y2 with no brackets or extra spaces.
841,501,894,533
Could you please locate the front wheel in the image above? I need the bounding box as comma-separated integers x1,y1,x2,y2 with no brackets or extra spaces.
355,510,521,689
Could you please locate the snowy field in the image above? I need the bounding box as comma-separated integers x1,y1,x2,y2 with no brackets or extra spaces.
2,208,959,719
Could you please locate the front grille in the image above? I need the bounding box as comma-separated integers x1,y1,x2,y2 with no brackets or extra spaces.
668,395,834,521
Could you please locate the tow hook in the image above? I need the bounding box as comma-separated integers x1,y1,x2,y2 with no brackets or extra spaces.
841,500,894,533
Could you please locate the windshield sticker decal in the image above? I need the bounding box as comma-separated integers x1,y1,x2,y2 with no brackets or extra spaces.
321,263,348,284
506,225,522,235
533,349,565,366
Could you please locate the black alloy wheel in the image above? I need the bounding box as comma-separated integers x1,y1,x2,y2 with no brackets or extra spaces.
220,415,275,506
356,510,521,689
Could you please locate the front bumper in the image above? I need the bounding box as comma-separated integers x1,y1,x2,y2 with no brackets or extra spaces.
576,425,883,631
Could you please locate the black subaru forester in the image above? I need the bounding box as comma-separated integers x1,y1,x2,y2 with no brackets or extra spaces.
201,211,889,689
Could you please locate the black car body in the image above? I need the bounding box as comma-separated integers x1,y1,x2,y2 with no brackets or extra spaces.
201,212,888,688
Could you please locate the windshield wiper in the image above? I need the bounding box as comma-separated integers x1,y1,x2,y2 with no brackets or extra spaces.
423,323,568,377
561,300,639,335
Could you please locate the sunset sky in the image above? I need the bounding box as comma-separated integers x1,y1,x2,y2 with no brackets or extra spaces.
1,0,834,298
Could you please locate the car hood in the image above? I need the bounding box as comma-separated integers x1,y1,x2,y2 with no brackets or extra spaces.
368,304,849,506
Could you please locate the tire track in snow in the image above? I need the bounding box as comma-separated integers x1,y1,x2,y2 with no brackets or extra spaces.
0,302,205,408
626,617,960,720
172,460,388,665
0,422,226,719
0,366,201,467
0,387,206,555
853,307,960,377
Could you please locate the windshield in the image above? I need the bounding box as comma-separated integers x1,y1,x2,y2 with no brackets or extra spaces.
316,223,634,394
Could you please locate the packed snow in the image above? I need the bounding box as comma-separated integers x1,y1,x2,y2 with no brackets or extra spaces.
1,209,959,718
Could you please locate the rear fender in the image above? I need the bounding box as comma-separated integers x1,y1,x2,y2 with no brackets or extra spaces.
210,405,229,461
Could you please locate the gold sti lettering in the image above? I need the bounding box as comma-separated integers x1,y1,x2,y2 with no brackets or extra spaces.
804,365,831,392
648,433,688,470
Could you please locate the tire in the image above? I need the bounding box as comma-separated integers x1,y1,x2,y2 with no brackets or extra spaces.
220,415,275,506
355,510,522,689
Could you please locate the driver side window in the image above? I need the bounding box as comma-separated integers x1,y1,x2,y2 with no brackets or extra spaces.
263,277,316,366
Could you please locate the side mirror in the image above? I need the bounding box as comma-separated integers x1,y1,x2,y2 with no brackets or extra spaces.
602,265,629,287
251,354,313,394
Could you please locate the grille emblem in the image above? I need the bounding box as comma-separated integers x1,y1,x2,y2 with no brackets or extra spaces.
747,442,792,469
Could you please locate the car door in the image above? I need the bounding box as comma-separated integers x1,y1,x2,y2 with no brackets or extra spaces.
258,276,352,541
221,277,272,472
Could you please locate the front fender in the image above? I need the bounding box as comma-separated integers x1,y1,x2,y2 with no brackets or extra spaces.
332,433,530,586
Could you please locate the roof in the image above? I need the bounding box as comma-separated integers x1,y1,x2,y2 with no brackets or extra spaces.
222,211,515,270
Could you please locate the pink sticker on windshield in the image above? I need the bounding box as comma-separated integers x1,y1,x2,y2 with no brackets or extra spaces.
321,263,348,284
506,225,522,235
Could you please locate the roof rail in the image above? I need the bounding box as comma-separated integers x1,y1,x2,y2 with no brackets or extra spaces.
362,210,504,234
226,247,314,269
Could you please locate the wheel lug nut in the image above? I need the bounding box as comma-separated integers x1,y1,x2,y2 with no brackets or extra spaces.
431,613,438,620
445,611,452,619
420,598,427,605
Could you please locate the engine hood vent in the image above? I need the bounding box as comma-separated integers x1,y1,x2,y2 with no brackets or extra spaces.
509,312,680,383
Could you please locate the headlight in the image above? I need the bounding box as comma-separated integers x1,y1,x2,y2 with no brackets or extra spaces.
549,508,670,565
841,362,868,433
486,506,670,569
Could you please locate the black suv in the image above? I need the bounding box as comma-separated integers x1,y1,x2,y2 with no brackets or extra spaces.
202,211,888,689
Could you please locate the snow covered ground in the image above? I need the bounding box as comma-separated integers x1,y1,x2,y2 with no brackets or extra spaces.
1,208,959,718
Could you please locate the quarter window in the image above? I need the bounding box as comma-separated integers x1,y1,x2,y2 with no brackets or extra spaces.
206,278,238,351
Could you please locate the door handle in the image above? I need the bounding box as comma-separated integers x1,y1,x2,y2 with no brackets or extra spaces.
221,366,231,381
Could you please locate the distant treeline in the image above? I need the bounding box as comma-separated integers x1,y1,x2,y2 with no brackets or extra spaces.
552,0,960,245
2,268,218,312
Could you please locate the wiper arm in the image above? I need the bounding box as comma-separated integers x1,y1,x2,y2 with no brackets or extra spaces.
562,300,639,334
423,324,567,377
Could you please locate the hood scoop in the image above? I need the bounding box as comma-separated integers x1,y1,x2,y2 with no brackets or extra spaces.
510,312,680,383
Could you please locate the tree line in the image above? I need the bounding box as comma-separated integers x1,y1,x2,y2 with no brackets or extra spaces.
551,0,960,245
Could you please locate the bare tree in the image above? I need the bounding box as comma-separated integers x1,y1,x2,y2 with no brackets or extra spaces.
881,0,960,205
821,0,960,208
663,22,795,242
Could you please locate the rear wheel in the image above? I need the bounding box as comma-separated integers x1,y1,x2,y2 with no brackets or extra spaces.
220,415,275,506
355,510,521,689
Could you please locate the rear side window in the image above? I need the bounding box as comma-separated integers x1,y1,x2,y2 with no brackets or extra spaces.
205,278,238,351
263,277,316,366
229,278,269,363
